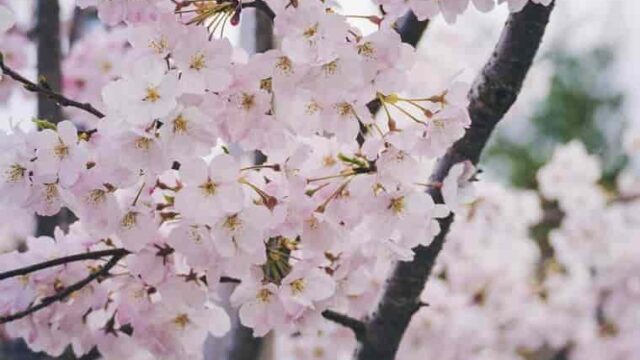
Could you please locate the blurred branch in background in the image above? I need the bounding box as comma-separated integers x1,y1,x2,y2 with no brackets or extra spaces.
0,2,98,359
484,46,627,279
0,1,62,359
34,0,69,238
69,7,98,46
485,47,627,190
36,0,62,126
482,42,628,360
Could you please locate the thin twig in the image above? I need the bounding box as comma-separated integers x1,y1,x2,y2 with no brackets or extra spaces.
0,56,105,119
0,248,130,281
0,252,126,324
220,276,241,284
241,0,275,21
0,247,243,325
321,310,367,342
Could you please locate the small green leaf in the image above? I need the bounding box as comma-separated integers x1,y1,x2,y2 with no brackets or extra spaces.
32,118,57,131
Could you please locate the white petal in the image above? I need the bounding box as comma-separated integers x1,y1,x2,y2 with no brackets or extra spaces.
57,121,78,145
204,305,231,337
179,157,209,184
209,154,240,183
0,6,15,34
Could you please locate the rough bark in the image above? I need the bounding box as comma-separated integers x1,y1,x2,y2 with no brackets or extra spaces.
355,3,555,360
36,0,62,124
35,0,66,238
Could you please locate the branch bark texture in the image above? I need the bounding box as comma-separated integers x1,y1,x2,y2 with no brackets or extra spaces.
36,0,63,125
35,0,64,238
0,252,126,324
355,3,555,360
0,249,129,281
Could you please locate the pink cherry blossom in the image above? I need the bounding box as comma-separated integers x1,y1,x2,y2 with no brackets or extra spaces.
174,154,244,223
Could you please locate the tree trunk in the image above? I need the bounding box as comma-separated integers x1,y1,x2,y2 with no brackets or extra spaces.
354,3,556,359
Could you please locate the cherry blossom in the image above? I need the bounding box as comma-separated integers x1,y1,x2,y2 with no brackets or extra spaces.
442,160,477,212
0,0,577,359
230,273,286,337
174,154,244,223
76,0,166,25
374,0,549,23
31,121,88,187
0,32,30,101
102,55,180,125
172,31,233,94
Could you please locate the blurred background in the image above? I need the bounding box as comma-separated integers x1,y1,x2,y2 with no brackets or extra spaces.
1,0,639,359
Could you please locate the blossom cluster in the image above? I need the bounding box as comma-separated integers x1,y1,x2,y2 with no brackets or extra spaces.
0,0,549,359
275,141,640,360
63,28,129,127
371,0,553,23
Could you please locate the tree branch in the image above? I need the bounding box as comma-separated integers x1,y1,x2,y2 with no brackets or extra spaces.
36,0,63,125
0,249,130,281
0,56,105,120
397,12,429,48
0,248,243,286
0,249,240,325
34,0,74,241
220,276,242,284
241,0,275,21
321,310,366,342
0,252,126,324
355,3,555,360
226,323,265,360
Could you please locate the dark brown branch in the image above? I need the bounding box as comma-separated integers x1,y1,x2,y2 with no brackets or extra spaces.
0,249,130,281
0,246,239,284
253,1,274,54
397,12,429,48
220,276,242,284
36,0,63,125
35,0,69,240
321,310,366,342
226,323,265,360
0,55,105,120
0,252,126,324
241,0,275,21
355,3,555,360
0,248,240,325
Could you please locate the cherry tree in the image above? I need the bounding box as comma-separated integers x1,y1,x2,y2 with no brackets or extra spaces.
8,1,638,360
